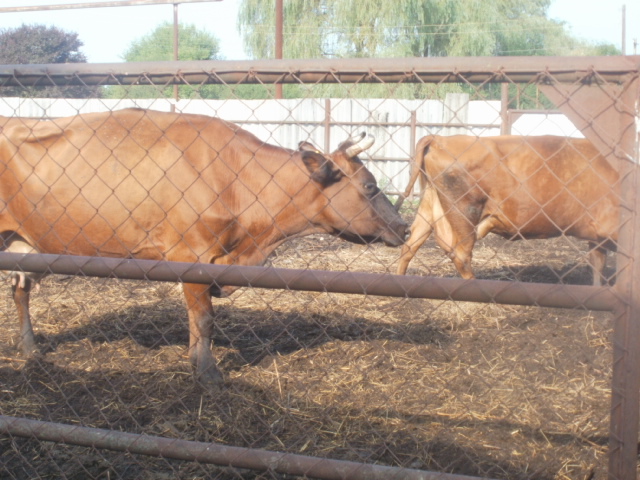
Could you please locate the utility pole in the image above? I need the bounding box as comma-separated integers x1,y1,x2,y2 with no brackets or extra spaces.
173,3,179,109
275,0,283,99
622,4,626,54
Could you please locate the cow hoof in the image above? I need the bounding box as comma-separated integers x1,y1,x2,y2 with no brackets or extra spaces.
209,285,239,298
195,365,225,390
19,338,38,358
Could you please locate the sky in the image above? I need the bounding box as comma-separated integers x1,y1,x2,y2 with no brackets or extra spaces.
547,0,638,54
0,0,638,63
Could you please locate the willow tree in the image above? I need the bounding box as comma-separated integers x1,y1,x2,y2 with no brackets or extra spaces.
237,0,617,100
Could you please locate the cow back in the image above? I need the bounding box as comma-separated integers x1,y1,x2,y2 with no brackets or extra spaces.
423,135,619,241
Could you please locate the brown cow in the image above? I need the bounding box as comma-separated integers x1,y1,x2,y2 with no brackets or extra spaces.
396,134,619,285
0,108,408,387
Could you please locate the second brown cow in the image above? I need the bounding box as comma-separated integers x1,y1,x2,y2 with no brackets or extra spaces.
396,134,619,285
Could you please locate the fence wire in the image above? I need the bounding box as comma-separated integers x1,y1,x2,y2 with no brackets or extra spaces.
1,56,639,480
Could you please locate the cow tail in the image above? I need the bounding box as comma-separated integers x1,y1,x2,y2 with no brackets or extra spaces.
394,135,434,211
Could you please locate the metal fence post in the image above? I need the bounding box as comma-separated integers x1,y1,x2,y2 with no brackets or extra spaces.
608,76,640,480
324,97,331,152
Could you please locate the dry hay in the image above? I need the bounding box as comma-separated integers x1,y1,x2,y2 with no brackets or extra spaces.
0,229,615,479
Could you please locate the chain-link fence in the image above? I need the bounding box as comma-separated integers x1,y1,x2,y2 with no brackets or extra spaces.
0,56,639,480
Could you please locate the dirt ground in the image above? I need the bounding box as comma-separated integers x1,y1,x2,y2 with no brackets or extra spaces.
0,222,616,479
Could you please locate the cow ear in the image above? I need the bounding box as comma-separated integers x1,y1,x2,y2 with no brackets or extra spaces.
301,151,342,186
298,141,320,152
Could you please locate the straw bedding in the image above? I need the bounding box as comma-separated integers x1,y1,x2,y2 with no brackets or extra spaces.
0,225,614,479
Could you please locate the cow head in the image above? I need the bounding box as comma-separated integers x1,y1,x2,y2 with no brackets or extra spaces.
298,133,408,247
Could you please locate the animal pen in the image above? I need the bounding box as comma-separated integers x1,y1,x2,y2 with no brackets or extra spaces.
0,55,639,480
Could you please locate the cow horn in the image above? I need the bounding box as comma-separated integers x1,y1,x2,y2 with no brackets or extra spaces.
345,133,375,157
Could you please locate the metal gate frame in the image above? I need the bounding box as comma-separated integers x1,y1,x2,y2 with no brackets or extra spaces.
1,55,639,479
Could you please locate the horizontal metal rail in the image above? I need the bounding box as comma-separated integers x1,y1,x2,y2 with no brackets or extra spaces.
232,119,500,130
0,252,618,311
0,56,638,87
0,415,488,480
0,0,220,13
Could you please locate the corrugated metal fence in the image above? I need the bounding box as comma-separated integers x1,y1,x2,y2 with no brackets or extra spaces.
0,95,581,197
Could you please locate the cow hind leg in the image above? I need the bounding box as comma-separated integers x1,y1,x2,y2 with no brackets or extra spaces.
182,283,224,388
434,212,477,280
2,234,45,356
444,235,476,280
12,275,37,357
396,215,434,275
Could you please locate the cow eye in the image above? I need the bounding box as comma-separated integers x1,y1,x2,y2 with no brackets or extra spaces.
363,182,377,195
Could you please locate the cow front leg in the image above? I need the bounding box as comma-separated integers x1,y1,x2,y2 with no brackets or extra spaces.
11,274,37,357
182,282,224,388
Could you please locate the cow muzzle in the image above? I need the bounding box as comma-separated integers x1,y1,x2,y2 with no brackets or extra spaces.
381,221,410,247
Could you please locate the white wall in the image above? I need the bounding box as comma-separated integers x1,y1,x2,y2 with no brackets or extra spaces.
0,96,580,196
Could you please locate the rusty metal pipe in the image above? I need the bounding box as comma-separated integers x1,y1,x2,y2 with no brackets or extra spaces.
1,56,638,87
0,415,489,480
0,252,617,311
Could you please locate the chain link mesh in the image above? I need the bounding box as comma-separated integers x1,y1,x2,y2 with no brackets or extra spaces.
0,59,636,480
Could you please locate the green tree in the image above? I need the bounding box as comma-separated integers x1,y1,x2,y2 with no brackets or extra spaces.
0,24,99,98
104,22,223,100
238,0,620,100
